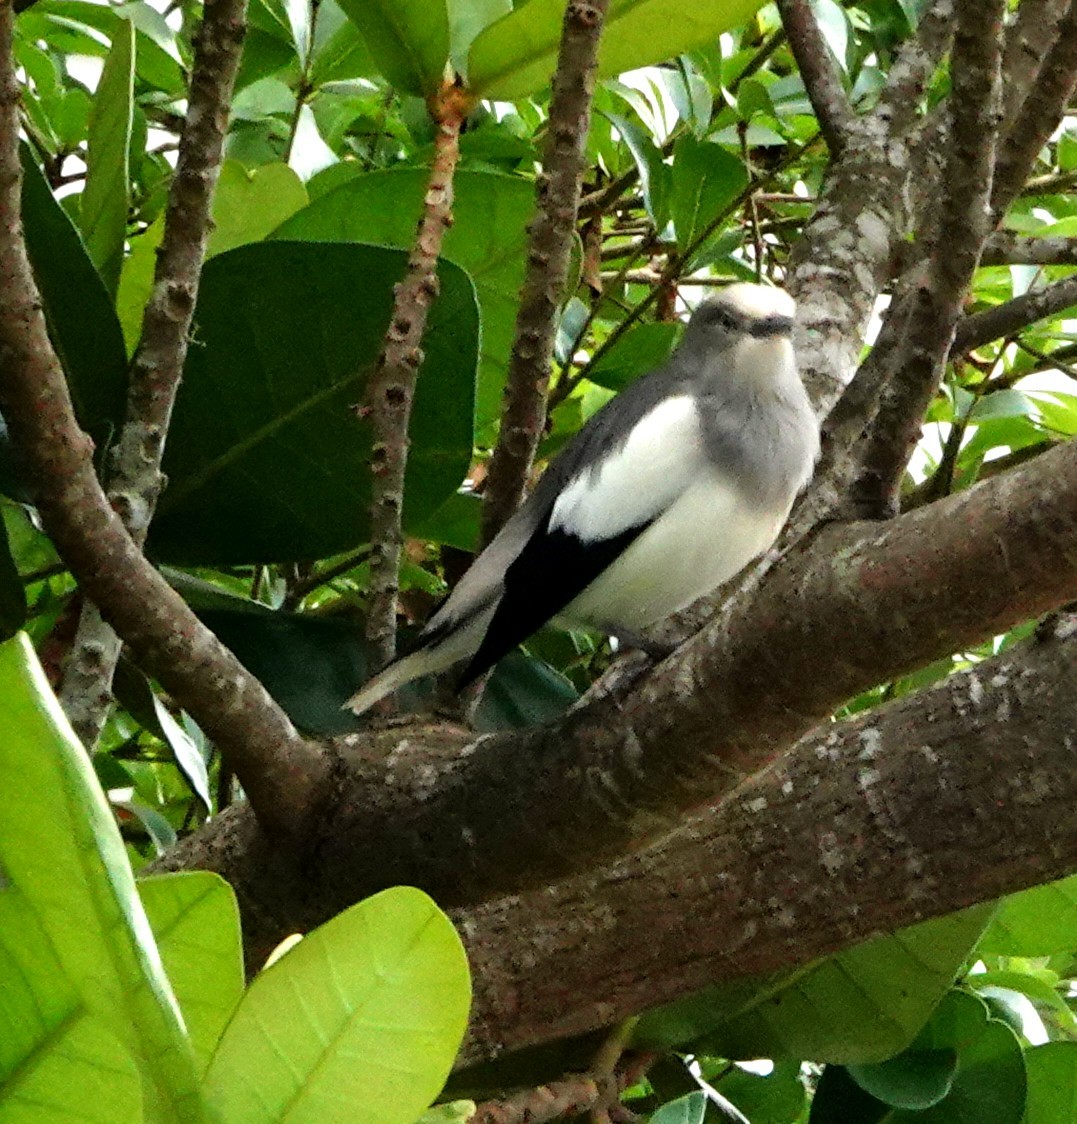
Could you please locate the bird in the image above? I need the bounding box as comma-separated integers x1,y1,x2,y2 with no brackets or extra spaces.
347,282,820,716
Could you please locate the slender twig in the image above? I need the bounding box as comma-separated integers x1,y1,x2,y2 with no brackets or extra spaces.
479,0,612,547
852,0,1005,513
1021,168,1077,196
59,0,251,748
0,6,327,837
776,0,854,156
950,272,1077,356
992,0,1077,218
364,85,467,668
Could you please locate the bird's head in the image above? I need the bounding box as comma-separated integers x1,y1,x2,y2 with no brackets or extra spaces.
683,282,796,349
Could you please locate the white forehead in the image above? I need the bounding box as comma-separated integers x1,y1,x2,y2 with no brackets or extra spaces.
712,282,796,320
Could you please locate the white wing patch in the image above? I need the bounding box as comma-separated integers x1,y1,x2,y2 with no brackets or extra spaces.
550,395,703,542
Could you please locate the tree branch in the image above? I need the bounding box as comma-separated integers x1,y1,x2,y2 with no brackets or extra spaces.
950,272,1077,356
776,0,854,157
479,0,611,547
59,0,250,747
852,0,1004,513
992,0,1077,219
157,435,1077,958
981,232,1077,266
999,0,1071,126
458,613,1077,1066
0,5,327,837
364,87,466,669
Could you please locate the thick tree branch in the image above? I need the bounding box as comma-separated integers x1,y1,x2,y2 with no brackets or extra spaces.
0,6,327,837
853,0,1004,513
364,88,465,669
59,0,250,746
158,436,1077,958
785,0,954,413
776,0,854,157
981,232,1077,266
458,614,1077,1066
992,0,1077,219
1000,0,1071,126
479,0,611,547
950,272,1077,356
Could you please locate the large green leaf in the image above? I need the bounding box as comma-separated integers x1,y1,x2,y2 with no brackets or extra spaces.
138,873,244,1077
978,873,1077,956
81,16,134,296
145,241,479,564
1023,1042,1077,1124
203,886,471,1124
19,144,128,451
206,160,309,258
635,906,994,1064
0,887,143,1122
335,0,449,96
468,0,767,101
272,168,533,431
669,135,747,255
0,633,203,1119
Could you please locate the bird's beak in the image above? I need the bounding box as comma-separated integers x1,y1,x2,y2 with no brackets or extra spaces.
749,314,795,338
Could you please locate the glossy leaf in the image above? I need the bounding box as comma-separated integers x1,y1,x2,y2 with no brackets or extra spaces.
0,889,142,1122
670,135,747,254
272,168,533,431
468,0,767,101
586,322,681,391
0,633,202,1117
1023,1042,1077,1124
138,873,244,1077
203,886,471,1124
603,110,670,231
651,1091,707,1124
635,905,994,1063
145,241,478,563
206,160,309,257
19,145,128,449
335,0,449,96
80,16,134,295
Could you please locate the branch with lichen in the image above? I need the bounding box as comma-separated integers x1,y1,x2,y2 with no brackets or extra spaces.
363,84,467,671
950,272,1077,356
0,1,327,837
479,0,612,548
59,0,251,747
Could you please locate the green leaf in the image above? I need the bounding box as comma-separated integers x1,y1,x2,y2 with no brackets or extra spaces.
603,110,671,231
586,322,681,391
1023,1042,1077,1124
714,1061,807,1124
447,0,511,77
138,873,244,1077
669,135,747,254
650,1091,707,1124
116,214,163,354
474,649,578,730
19,144,128,449
809,1065,890,1124
0,512,26,640
468,0,767,101
635,905,994,1063
0,633,203,1118
0,888,143,1122
80,16,134,296
978,873,1077,956
272,168,532,431
335,0,449,96
144,241,479,564
207,160,309,257
848,1049,958,1110
203,886,471,1124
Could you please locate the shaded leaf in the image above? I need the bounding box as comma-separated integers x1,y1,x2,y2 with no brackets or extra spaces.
0,512,26,641
848,1049,958,1110
335,0,449,96
203,886,470,1124
651,1091,707,1124
145,241,478,564
670,135,747,255
586,322,681,392
207,160,309,257
80,16,134,295
978,873,1077,956
1023,1042,1077,1124
603,110,670,231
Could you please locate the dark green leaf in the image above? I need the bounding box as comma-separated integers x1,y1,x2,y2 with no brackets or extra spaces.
603,110,671,231
670,135,747,255
81,17,134,295
335,0,449,96
1023,1042,1077,1124
19,145,128,452
809,1065,889,1124
848,1049,958,1110
713,1061,807,1124
145,241,478,564
650,1091,707,1124
0,511,26,641
474,650,577,731
586,322,681,391
272,168,533,431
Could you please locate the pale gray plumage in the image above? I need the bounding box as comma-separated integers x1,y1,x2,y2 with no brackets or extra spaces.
347,282,820,715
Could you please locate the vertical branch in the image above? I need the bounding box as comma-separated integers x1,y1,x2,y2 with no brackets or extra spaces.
59,0,250,746
853,0,1006,513
0,0,328,837
479,0,612,548
363,86,467,669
